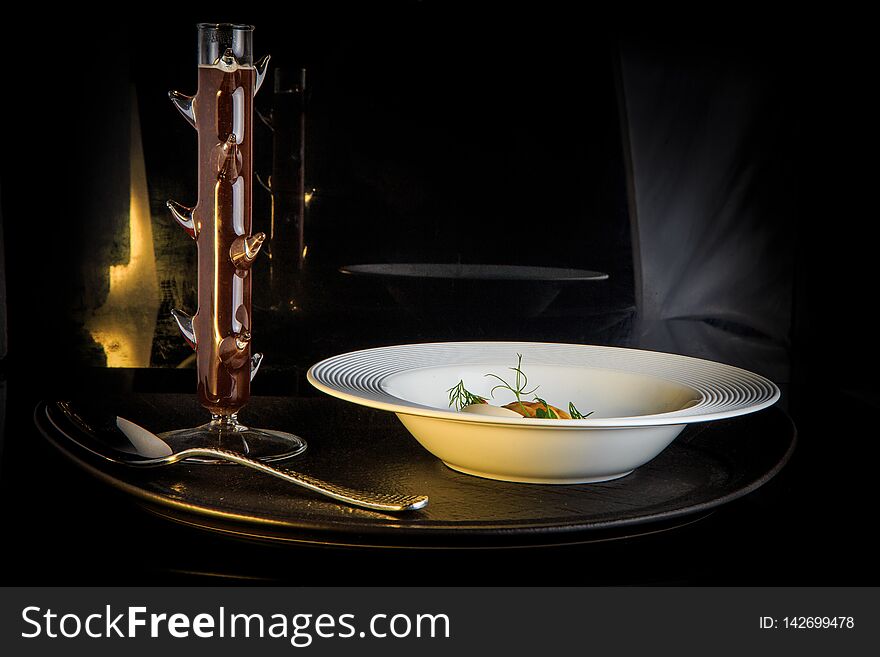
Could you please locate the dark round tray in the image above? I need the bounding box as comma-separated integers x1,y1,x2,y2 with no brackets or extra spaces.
35,393,796,548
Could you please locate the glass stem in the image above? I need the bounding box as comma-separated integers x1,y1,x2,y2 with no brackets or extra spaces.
209,413,241,429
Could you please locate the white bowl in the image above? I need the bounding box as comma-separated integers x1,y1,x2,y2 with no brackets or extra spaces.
307,342,780,484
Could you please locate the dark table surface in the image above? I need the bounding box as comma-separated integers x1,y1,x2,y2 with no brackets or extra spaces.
0,364,876,586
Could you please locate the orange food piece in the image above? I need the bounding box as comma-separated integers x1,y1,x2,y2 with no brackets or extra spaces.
502,400,571,419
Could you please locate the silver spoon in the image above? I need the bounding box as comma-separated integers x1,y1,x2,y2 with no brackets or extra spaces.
46,402,428,513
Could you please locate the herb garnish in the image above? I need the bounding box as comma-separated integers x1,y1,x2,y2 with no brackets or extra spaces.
448,354,594,419
484,353,539,415
533,396,558,419
568,402,593,419
447,380,487,410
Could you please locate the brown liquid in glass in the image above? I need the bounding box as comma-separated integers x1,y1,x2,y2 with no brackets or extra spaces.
193,64,255,415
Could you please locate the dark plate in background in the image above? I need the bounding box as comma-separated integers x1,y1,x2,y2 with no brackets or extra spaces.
340,263,608,317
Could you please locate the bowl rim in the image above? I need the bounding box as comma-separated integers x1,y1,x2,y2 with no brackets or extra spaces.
306,341,781,428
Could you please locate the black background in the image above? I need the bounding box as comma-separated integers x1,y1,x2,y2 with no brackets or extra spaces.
0,4,877,584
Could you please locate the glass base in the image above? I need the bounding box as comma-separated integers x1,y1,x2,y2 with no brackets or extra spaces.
158,414,307,464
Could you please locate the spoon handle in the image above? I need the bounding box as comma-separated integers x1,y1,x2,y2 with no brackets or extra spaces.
171,447,428,512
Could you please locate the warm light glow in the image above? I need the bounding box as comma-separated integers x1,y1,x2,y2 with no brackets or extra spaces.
87,88,160,367
304,188,315,206
302,245,309,260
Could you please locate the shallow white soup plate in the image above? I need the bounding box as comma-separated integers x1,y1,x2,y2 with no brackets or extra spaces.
307,342,780,484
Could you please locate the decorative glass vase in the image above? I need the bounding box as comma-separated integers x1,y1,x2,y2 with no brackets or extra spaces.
162,23,306,462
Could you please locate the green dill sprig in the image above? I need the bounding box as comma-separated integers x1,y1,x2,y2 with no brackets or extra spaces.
568,401,593,419
485,353,539,414
447,380,487,410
